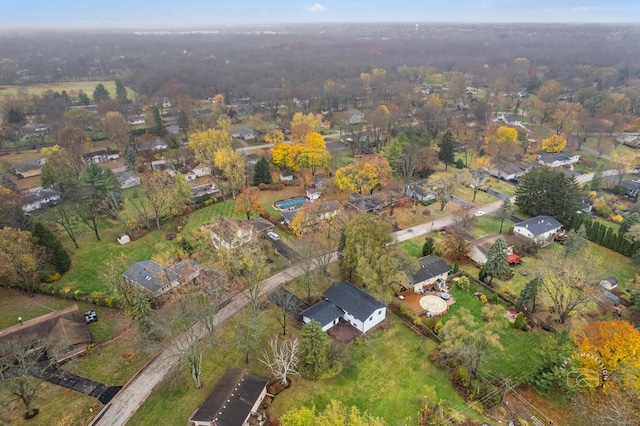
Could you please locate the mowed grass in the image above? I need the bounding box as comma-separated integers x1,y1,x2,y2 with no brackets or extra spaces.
0,80,137,98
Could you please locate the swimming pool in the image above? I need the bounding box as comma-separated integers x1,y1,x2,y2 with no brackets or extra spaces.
274,197,307,210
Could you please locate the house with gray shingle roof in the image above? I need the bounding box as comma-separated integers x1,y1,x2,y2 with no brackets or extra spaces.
123,259,200,299
513,216,563,246
300,281,386,334
404,256,451,293
13,159,43,178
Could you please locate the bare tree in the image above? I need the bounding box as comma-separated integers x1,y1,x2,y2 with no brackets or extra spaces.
260,337,300,385
270,289,302,336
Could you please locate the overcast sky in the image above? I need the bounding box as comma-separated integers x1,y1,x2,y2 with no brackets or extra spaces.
2,0,639,30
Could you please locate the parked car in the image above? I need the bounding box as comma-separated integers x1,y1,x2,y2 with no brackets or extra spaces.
474,210,485,217
84,310,98,323
267,231,280,241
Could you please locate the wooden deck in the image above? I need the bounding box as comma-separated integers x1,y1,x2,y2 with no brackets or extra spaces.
397,289,456,317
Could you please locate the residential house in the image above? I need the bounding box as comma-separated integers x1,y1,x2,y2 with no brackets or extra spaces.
13,159,43,178
311,178,325,190
128,116,146,126
343,108,365,125
347,191,401,213
0,304,92,363
201,216,253,249
244,153,259,165
600,277,618,291
166,124,182,135
139,139,168,151
403,256,451,294
116,171,141,189
191,183,220,202
81,149,120,164
488,161,532,181
466,234,522,265
513,216,563,246
280,172,294,182
577,197,593,214
306,188,322,201
616,133,640,148
406,180,435,202
239,128,256,142
281,200,340,227
229,105,252,116
495,113,523,127
188,369,268,426
300,281,386,334
191,162,212,177
617,178,640,199
248,217,275,236
185,171,197,182
123,259,200,299
537,152,580,168
21,188,61,212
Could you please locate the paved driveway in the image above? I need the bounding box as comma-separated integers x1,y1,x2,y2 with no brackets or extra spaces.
270,239,301,262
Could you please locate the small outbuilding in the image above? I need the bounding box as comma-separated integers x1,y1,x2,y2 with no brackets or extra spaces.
117,234,131,245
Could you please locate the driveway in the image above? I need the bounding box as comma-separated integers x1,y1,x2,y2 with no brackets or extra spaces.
270,239,301,262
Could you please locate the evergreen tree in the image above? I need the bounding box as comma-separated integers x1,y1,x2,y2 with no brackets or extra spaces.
93,83,111,104
115,79,128,104
298,320,329,380
603,227,614,249
620,212,640,234
517,275,542,313
588,222,599,241
31,221,71,274
438,130,456,171
515,167,581,225
422,237,435,256
613,232,625,253
152,106,167,136
124,144,137,170
633,249,640,267
177,110,189,139
513,312,526,330
484,237,511,285
595,223,607,245
78,90,90,106
253,157,272,186
525,331,575,392
564,224,588,258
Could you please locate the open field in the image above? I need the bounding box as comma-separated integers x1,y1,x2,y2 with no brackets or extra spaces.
0,80,137,98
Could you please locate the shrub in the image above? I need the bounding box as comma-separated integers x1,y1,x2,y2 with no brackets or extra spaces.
480,294,488,304
452,262,459,273
42,272,61,283
478,268,487,282
166,232,177,240
422,208,431,216
456,276,471,291
456,159,464,169
610,214,624,223
513,312,527,330
455,365,470,387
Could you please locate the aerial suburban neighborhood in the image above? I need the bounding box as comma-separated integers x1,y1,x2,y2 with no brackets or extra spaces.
1,15,640,426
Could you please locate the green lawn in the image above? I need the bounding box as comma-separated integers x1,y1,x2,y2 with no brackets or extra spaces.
0,80,137,98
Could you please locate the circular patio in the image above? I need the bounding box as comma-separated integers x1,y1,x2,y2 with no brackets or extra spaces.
419,295,448,316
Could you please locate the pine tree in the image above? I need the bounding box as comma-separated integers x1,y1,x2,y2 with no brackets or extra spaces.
596,224,606,245
438,130,456,171
484,237,511,285
589,222,600,241
125,144,137,170
517,276,542,313
31,221,71,274
298,320,329,380
253,157,272,186
93,83,111,104
620,212,640,234
78,90,90,106
513,312,526,330
422,238,435,256
152,106,167,136
603,227,614,249
115,79,128,104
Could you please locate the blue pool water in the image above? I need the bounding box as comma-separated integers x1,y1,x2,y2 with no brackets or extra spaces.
274,197,307,210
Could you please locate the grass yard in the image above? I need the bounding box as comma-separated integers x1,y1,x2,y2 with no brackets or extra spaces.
0,80,137,99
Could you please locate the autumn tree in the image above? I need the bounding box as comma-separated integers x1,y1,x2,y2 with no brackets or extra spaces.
438,129,456,170
215,148,246,198
610,151,638,185
271,142,293,169
484,237,511,285
189,128,233,200
574,319,640,394
102,111,130,151
484,126,519,178
383,129,437,182
441,229,470,262
264,128,285,146
536,250,600,324
56,126,91,176
439,305,504,378
218,242,271,313
235,187,264,220
0,228,45,293
335,155,392,194
40,145,78,195
430,172,457,211
0,183,30,231
464,156,492,202
281,400,385,426
139,172,189,230
290,112,322,143
541,134,567,153
420,95,448,139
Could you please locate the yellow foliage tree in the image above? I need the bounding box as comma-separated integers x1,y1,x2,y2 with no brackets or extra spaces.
188,128,233,163
290,112,322,142
272,142,293,169
304,132,326,149
541,134,567,153
574,319,640,393
335,155,392,194
214,148,246,198
264,128,285,146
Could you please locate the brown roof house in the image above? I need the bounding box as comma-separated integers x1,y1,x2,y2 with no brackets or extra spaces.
13,159,44,178
0,304,92,363
188,369,269,426
123,259,200,299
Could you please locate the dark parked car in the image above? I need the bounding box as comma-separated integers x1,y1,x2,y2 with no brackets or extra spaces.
84,310,98,323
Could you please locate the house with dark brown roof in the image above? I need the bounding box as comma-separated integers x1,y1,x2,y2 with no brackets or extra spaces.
0,304,92,363
188,369,268,426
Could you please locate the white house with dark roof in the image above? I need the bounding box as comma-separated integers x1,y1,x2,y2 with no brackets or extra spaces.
537,152,580,168
404,255,451,293
188,369,268,426
406,179,435,202
116,171,141,189
81,149,120,164
513,216,563,246
488,161,532,181
21,188,61,212
300,281,386,334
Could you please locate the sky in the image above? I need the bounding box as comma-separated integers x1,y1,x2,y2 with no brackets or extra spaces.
1,0,639,30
